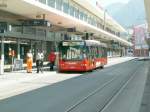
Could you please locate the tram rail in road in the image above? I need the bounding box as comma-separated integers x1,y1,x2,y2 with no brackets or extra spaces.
65,61,145,112
0,60,149,112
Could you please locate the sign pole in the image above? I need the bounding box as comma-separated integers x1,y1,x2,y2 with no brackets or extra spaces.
0,35,4,74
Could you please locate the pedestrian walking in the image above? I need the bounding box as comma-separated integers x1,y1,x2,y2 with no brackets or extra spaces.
26,49,33,73
48,50,56,71
36,50,44,73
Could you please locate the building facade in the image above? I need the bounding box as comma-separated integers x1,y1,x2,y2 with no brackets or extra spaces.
132,24,149,57
144,0,150,47
0,0,131,73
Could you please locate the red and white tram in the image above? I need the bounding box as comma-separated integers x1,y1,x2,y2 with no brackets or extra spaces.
58,40,107,72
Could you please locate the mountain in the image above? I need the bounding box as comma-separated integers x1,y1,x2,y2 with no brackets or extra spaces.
106,0,146,28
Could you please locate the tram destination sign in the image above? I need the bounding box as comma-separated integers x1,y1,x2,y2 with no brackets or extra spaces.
22,19,51,27
63,41,84,46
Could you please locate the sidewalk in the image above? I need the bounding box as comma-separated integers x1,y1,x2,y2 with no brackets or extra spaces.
106,56,134,67
0,57,134,100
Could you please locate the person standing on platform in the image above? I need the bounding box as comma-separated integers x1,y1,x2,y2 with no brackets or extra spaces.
26,49,33,73
36,50,44,73
48,50,56,71
40,50,44,73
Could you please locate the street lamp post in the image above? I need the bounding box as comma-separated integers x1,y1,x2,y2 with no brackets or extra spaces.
0,1,7,74
0,35,4,74
103,9,107,30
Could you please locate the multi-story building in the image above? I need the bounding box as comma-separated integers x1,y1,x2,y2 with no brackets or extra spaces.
144,0,150,53
0,0,131,73
132,24,149,57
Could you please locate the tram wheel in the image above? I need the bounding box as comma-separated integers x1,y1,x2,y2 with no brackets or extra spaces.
100,65,104,69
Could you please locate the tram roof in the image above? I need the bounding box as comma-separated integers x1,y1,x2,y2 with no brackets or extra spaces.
85,40,107,47
61,40,107,47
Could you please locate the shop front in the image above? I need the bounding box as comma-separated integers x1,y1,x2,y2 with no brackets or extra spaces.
0,20,65,73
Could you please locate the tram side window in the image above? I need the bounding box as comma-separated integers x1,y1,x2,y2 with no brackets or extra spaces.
88,46,92,59
94,46,97,58
91,46,95,59
104,48,107,57
90,46,97,59
93,46,97,58
101,47,104,58
59,45,84,60
98,46,102,58
82,47,87,59
87,46,90,59
101,47,107,57
97,46,99,58
96,46,99,58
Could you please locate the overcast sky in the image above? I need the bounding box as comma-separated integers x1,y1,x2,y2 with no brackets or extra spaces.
95,0,130,7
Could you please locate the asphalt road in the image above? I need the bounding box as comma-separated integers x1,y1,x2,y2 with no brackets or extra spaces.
0,60,148,112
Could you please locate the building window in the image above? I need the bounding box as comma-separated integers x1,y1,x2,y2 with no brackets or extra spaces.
69,5,75,17
88,16,92,24
39,0,46,4
56,0,62,10
74,7,79,19
83,13,87,22
39,0,118,35
47,0,55,8
63,0,69,13
79,11,84,20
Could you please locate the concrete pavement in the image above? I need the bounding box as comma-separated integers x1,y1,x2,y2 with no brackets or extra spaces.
0,57,134,100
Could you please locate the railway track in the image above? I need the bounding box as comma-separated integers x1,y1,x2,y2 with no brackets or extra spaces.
65,61,144,112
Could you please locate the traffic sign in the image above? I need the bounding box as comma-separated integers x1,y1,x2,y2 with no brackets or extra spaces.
22,19,51,27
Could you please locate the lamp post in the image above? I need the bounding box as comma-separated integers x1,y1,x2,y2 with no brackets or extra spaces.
103,9,107,30
0,1,7,74
0,34,4,74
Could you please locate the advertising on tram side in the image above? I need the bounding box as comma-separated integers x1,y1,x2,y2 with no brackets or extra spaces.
58,40,107,72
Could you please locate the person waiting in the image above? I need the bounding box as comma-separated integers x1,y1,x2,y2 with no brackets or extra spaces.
48,50,56,71
26,50,33,73
36,50,44,73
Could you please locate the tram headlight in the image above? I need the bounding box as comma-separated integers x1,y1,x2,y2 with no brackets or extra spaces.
81,64,87,66
61,64,65,66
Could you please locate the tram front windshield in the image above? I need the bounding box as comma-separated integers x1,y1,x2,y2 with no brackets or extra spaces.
59,41,85,61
